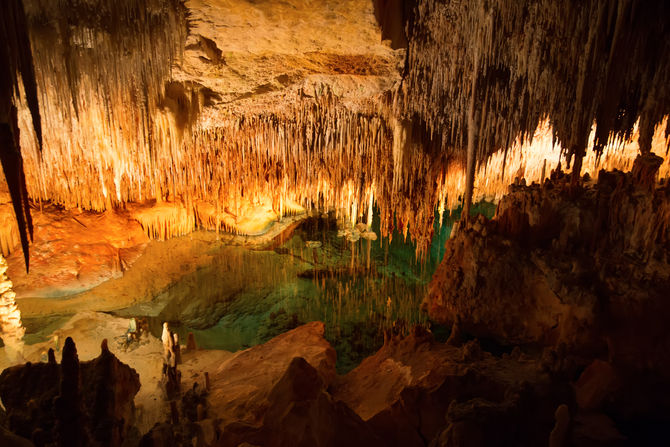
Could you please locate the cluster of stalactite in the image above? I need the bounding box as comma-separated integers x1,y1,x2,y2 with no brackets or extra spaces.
8,0,670,258
399,0,670,185
18,0,187,210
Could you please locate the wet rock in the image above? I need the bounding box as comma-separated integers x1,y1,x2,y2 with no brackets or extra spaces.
333,326,560,446
549,404,570,447
574,360,619,410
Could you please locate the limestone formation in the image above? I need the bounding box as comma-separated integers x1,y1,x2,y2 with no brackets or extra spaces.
0,255,24,362
426,154,670,361
0,1,669,446
0,337,141,447
1,0,665,260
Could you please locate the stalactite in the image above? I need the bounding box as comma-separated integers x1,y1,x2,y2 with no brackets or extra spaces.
18,0,187,211
6,0,670,260
1,0,44,272
399,0,670,182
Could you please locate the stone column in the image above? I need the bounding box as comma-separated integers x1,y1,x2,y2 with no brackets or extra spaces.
0,254,25,362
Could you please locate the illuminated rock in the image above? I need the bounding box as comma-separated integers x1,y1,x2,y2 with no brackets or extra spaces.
0,255,25,363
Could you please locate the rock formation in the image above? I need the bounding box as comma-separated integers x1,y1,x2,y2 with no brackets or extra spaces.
0,0,665,258
0,338,141,447
1,0,669,445
0,255,24,362
425,155,670,442
426,154,670,362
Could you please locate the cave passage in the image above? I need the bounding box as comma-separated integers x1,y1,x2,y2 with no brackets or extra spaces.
1,0,669,446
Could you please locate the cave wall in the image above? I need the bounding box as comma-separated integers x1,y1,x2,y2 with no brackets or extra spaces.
426,154,670,377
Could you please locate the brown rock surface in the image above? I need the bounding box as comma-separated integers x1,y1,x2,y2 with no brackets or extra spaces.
181,321,384,446
332,327,560,446
215,357,380,447
426,157,670,372
0,340,141,446
4,204,148,298
177,0,402,114
207,321,336,424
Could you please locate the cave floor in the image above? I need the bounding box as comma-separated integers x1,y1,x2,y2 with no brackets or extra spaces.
0,211,434,434
4,210,437,380
0,310,233,434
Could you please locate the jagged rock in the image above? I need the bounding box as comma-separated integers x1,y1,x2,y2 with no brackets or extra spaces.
332,326,561,446
54,337,83,447
207,322,336,424
426,159,670,370
425,212,581,346
0,361,60,444
0,339,140,447
574,360,619,411
145,322,380,446
631,153,664,192
216,357,380,447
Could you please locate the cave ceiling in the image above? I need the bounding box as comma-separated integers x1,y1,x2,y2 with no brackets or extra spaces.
1,0,669,264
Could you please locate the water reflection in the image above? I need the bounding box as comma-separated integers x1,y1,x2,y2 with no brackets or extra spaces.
140,203,495,373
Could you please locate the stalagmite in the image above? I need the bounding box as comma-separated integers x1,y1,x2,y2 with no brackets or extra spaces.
0,255,24,363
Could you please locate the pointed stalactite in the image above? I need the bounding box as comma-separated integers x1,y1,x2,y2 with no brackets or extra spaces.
463,47,480,221
0,0,43,273
400,0,670,189
6,0,670,262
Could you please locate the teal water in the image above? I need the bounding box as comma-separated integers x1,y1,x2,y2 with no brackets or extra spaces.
135,201,495,373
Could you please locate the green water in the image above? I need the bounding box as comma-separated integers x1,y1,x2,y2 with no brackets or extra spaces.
137,202,495,373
